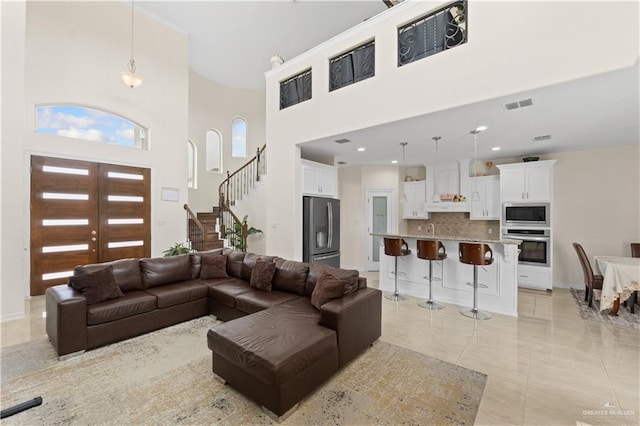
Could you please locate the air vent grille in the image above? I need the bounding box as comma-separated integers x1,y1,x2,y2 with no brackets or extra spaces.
334,138,351,144
504,98,534,111
337,161,347,165
533,135,551,141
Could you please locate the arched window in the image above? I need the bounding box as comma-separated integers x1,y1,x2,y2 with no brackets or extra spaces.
231,117,247,158
187,140,197,188
35,105,148,149
206,129,222,173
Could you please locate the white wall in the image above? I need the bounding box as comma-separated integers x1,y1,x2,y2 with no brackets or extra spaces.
188,70,266,213
551,144,640,286
1,1,189,320
264,0,638,261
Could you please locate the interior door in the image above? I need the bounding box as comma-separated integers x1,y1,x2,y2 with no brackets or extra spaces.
30,156,150,295
366,190,392,271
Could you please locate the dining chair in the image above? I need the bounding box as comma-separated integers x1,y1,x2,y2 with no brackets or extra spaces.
573,242,603,307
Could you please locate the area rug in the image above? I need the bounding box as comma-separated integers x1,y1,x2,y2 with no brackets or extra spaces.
1,317,486,425
570,288,640,329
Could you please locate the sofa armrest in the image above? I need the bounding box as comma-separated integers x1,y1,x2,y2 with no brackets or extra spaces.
319,287,382,367
46,285,88,357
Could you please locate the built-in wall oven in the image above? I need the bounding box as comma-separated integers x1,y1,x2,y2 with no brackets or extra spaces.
502,203,550,227
502,228,551,267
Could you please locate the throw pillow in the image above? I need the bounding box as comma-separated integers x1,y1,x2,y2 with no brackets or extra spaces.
311,270,345,310
250,259,276,292
200,254,229,279
68,266,125,305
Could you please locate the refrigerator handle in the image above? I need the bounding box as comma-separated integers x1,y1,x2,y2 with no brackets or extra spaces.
327,202,332,249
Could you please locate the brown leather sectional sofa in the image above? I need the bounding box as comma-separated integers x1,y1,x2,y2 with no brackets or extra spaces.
45,248,382,419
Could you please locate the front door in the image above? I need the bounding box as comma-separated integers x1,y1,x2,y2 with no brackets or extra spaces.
30,156,151,295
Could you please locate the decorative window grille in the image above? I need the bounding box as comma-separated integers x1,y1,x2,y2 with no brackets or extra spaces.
329,40,375,92
398,0,467,67
280,69,312,110
35,105,148,149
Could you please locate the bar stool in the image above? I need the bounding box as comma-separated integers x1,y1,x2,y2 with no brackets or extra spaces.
416,240,446,310
384,238,411,301
459,242,493,320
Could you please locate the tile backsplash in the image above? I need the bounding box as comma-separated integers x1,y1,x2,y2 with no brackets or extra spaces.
406,213,499,239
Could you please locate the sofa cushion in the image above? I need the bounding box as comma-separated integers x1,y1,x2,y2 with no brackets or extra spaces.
190,249,225,278
272,259,308,296
206,278,253,308
225,251,246,279
250,259,276,291
311,270,345,310
143,280,208,309
140,255,192,289
69,266,125,305
241,252,277,281
200,254,229,279
207,307,337,385
74,258,142,292
86,291,156,325
306,264,359,297
235,289,300,314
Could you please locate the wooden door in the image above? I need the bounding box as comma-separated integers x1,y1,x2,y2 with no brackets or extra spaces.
30,156,150,295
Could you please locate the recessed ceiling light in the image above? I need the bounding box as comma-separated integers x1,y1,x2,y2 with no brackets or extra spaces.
391,160,398,164
476,125,488,132
492,146,501,151
357,147,366,152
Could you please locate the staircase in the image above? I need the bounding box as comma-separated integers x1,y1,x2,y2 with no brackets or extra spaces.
184,144,266,252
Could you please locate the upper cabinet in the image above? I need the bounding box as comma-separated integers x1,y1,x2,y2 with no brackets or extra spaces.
497,160,557,203
402,181,428,219
426,159,471,212
470,176,500,220
301,159,337,198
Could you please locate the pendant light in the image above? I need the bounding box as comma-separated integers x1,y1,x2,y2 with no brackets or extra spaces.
120,0,143,88
400,142,408,203
431,136,441,203
470,126,487,201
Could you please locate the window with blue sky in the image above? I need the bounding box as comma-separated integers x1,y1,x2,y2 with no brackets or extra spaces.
231,117,247,158
35,105,148,149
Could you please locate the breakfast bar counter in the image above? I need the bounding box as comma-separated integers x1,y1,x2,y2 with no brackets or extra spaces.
372,233,521,317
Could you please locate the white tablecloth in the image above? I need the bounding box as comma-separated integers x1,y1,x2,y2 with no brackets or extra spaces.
594,256,640,312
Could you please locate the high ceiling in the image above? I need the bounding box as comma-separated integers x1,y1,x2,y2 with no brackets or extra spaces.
136,1,388,90
137,1,639,166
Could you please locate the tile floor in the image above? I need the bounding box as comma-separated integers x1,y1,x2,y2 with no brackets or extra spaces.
2,280,639,425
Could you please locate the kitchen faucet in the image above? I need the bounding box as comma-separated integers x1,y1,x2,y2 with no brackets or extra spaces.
428,223,435,237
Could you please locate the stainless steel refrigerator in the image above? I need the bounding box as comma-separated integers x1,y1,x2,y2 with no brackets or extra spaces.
303,196,340,267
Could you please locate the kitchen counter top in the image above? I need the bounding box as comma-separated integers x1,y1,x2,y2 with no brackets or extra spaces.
370,232,521,245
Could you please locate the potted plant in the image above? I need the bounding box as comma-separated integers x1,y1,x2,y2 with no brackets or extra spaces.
225,215,262,251
162,242,191,256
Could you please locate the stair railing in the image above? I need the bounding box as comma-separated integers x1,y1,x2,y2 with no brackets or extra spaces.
218,144,266,249
184,204,206,251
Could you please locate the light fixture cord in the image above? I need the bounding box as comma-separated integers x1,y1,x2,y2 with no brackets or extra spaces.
474,132,478,177
130,0,135,62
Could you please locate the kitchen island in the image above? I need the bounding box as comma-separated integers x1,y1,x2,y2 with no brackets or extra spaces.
372,233,521,317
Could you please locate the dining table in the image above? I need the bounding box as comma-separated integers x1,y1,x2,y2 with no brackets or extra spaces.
594,256,640,315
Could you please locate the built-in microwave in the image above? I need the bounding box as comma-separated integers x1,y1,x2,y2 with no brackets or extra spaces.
502,203,550,227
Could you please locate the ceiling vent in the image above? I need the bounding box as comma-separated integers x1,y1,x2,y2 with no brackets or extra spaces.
334,138,351,144
533,134,552,142
504,98,534,111
337,161,347,165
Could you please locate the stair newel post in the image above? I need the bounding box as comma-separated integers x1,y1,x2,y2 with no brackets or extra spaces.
225,170,231,206
242,221,248,252
256,147,261,182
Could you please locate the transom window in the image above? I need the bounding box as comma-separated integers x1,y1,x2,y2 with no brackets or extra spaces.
35,105,149,150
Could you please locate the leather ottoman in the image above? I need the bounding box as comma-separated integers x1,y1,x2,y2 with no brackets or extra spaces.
207,302,339,420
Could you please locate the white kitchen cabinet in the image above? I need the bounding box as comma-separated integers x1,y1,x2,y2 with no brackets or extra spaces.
470,176,500,220
425,159,471,212
517,264,551,290
497,160,556,202
402,181,427,219
301,160,337,198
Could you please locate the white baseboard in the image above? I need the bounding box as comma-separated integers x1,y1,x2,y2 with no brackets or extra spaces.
1,311,25,322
